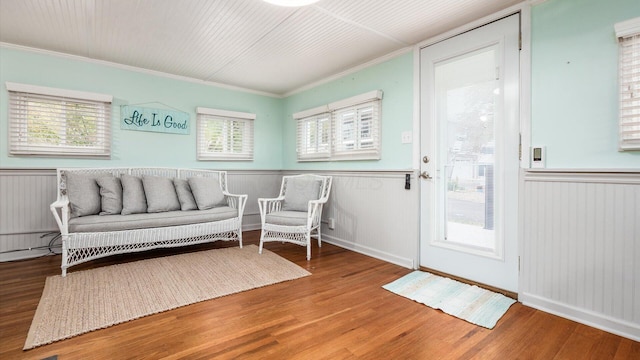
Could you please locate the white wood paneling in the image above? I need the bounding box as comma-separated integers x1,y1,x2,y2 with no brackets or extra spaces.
520,171,640,341
0,169,59,261
284,170,419,268
227,170,282,231
0,169,418,268
0,169,282,261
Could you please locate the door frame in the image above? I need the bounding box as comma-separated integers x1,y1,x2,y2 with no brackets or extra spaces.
412,3,531,295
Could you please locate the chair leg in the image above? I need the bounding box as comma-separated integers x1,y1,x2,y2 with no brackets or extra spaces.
306,232,311,260
317,228,322,248
258,230,265,254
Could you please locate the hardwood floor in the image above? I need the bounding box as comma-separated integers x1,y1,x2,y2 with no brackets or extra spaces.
1,230,638,359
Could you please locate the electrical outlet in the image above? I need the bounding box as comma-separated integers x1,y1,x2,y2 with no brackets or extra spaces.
328,218,335,230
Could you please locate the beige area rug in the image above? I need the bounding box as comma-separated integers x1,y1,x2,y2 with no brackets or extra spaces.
24,244,310,350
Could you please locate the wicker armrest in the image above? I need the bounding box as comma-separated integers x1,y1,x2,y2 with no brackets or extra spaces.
223,192,248,218
50,199,69,209
307,199,324,220
257,196,285,218
50,199,70,234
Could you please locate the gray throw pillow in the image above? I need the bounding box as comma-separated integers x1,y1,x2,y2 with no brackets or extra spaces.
282,178,322,212
188,177,226,210
65,172,101,218
121,175,147,215
173,178,198,211
96,176,123,215
142,175,181,213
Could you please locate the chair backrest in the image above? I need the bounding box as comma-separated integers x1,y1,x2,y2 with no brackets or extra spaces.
279,174,332,212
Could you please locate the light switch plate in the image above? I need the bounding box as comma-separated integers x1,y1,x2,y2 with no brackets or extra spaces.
401,131,412,144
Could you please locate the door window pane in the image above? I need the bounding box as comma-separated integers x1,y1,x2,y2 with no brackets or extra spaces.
435,47,498,251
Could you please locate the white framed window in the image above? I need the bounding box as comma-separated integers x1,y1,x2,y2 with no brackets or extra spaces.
616,17,640,151
6,82,112,158
294,90,382,161
295,104,331,160
196,107,255,161
332,99,380,159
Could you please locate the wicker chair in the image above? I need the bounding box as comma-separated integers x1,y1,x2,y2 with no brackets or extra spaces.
258,174,332,260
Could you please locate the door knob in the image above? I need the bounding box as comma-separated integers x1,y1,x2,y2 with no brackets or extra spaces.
423,156,430,163
419,171,432,179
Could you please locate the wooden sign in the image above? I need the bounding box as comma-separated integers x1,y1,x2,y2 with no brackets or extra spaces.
121,105,190,135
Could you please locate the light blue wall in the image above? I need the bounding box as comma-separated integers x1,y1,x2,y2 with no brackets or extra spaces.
4,0,636,172
0,47,283,169
531,0,640,169
282,52,414,170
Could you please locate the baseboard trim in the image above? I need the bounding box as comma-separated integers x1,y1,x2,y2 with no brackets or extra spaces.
520,292,640,342
0,249,51,262
419,266,518,300
322,234,414,269
242,223,262,232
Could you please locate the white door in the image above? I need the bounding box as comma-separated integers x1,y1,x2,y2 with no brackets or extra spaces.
419,14,520,292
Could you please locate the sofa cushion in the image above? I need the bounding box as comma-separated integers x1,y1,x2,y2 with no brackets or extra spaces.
173,178,198,211
65,172,101,218
282,178,322,212
265,210,308,226
68,206,238,233
121,175,147,215
142,175,181,213
188,177,226,210
96,176,123,215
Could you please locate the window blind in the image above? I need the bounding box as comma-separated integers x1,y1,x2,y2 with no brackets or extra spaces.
616,18,640,150
332,99,381,159
6,83,112,158
294,90,382,162
196,107,255,161
296,113,331,160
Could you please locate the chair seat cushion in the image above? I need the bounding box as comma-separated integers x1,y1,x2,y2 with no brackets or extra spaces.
69,206,238,233
265,210,308,226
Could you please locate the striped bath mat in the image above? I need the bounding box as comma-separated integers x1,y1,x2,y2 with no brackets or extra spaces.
383,271,516,329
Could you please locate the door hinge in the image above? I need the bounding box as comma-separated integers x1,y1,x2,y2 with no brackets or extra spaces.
518,133,522,161
519,32,522,50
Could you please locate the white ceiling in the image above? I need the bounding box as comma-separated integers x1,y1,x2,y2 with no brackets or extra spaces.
0,0,522,96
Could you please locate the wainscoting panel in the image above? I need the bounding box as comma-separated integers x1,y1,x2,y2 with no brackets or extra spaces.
1,169,418,268
0,169,59,261
283,171,420,269
520,171,640,341
0,169,282,262
227,171,282,231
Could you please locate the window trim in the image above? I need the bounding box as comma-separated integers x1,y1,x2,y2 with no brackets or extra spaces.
615,17,640,151
6,82,113,158
294,90,383,162
196,107,255,161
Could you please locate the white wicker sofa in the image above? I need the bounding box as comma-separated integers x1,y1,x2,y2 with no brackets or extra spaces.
50,167,247,276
